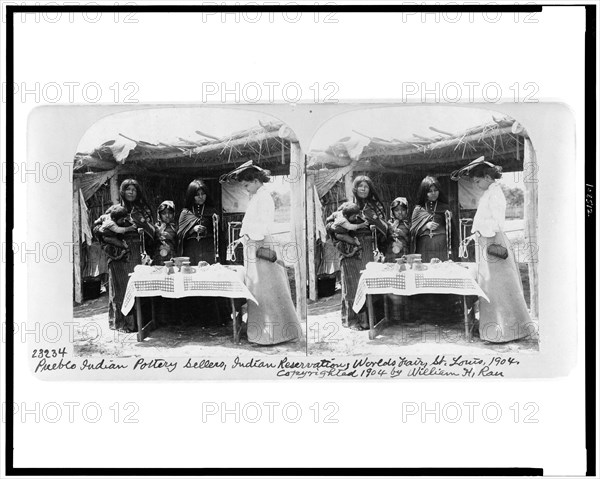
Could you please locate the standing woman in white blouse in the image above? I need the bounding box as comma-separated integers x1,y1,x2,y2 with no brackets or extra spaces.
235,164,301,345
466,161,534,343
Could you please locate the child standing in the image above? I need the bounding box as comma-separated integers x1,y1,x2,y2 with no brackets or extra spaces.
388,197,411,259
153,200,178,265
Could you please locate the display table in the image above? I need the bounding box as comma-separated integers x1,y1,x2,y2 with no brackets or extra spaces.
122,264,257,342
353,262,489,340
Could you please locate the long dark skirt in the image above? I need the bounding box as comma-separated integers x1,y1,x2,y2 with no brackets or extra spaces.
179,235,228,326
177,296,231,326
415,232,449,262
340,232,374,328
108,235,142,332
182,236,216,265
413,231,458,320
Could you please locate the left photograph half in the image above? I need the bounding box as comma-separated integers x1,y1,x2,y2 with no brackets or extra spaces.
71,107,305,357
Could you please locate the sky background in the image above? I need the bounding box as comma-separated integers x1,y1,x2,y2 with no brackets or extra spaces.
76,107,277,152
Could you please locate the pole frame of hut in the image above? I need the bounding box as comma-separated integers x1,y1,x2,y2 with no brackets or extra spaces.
523,138,539,320
306,175,317,301
344,172,354,202
290,142,307,321
110,172,120,205
73,178,83,304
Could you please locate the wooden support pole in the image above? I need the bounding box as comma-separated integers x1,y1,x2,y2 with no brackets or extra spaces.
72,180,83,304
307,175,317,301
110,173,120,205
523,139,539,319
290,142,307,322
344,172,354,202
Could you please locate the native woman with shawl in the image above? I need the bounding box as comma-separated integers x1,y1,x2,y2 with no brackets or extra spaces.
409,175,462,319
103,178,155,332
177,179,227,325
335,176,389,331
410,176,457,262
354,175,389,248
177,180,218,265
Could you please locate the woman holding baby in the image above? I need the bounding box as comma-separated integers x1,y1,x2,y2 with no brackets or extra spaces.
98,178,155,332
331,175,389,331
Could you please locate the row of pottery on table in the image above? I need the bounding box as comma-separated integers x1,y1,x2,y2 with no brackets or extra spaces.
396,253,435,271
133,257,214,275
164,256,200,274
366,254,466,273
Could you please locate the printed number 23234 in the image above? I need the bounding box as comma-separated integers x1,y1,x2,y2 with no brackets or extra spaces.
32,348,67,359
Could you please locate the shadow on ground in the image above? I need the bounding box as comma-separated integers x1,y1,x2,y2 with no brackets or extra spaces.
307,291,539,356
73,293,306,358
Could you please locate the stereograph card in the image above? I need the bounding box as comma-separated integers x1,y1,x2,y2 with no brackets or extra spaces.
4,3,593,474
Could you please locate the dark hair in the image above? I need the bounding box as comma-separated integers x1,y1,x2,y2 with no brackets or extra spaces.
341,202,361,218
468,164,503,180
184,179,213,210
107,205,129,222
352,175,383,205
415,176,449,206
236,167,271,183
352,175,387,222
119,178,153,216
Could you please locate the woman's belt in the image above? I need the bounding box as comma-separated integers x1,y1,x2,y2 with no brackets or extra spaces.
418,230,444,237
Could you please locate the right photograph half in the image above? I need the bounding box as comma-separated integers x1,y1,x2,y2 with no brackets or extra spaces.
306,105,539,357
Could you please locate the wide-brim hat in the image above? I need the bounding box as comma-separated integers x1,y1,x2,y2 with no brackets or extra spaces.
219,160,267,183
450,156,497,181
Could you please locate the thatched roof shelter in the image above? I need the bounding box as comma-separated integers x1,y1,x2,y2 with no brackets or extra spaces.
308,116,528,196
74,120,292,184
72,121,307,320
304,115,538,320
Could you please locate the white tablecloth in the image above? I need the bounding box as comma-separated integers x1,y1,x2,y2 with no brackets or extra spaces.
353,262,489,313
121,265,257,316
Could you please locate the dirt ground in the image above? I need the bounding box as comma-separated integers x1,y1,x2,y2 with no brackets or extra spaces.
307,288,539,357
72,293,306,358
306,230,539,357
74,286,538,358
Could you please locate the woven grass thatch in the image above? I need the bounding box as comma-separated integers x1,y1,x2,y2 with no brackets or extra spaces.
74,121,292,178
308,116,527,176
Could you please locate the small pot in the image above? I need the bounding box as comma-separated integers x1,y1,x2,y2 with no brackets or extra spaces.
164,260,175,275
405,254,422,268
173,256,190,270
412,259,425,271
